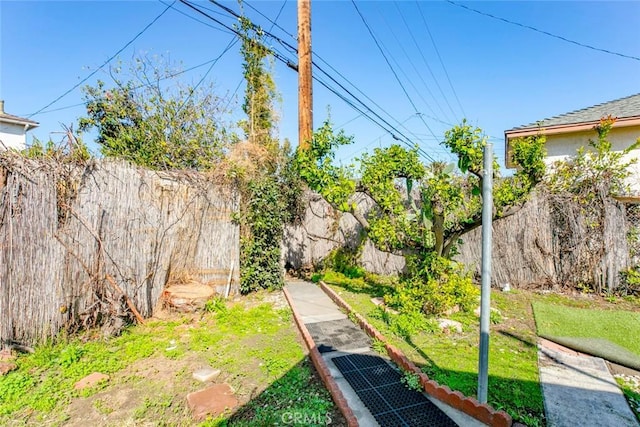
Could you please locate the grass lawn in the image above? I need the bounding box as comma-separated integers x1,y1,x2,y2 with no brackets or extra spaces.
321,270,640,427
321,271,545,427
0,292,343,426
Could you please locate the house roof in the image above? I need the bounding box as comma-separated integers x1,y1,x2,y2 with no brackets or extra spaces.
507,93,640,132
0,100,39,130
0,112,39,129
504,93,640,168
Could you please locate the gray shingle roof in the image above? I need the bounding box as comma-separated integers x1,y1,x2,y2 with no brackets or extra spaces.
509,93,640,131
0,112,39,127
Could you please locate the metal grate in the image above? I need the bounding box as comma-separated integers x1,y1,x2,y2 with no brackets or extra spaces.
332,354,459,427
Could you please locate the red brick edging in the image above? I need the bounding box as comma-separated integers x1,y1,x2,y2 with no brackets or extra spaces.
283,287,359,427
319,281,513,427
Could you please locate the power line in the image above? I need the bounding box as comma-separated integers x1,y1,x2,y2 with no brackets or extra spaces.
220,0,434,151
375,3,450,123
28,1,176,118
26,54,238,117
180,0,297,70
350,0,440,143
390,2,458,122
446,0,640,63
205,0,435,159
159,0,234,35
196,0,436,161
176,36,238,113
415,1,466,118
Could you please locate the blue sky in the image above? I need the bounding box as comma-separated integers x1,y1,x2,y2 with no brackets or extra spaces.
1,1,639,168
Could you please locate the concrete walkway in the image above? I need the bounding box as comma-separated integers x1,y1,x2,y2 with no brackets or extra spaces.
285,280,486,427
538,339,639,427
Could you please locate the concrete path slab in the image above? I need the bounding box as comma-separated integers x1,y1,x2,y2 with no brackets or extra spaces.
285,281,347,323
538,342,639,427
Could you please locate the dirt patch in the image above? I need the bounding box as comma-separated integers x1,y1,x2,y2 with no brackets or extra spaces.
66,354,205,426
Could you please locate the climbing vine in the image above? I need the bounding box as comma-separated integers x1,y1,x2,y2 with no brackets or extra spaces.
235,16,303,293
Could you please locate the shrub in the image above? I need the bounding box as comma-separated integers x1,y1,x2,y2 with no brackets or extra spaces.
387,255,479,316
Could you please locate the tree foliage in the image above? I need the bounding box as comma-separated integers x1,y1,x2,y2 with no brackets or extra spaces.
298,119,546,260
547,116,639,198
297,119,545,314
79,56,231,170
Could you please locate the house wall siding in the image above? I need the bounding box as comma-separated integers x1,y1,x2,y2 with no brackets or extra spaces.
0,122,27,150
544,125,640,193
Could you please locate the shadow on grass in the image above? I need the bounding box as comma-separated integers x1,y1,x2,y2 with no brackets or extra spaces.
325,280,547,426
498,330,537,348
322,274,395,300
207,357,346,427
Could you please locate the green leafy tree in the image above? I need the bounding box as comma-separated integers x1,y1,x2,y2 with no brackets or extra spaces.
298,119,546,259
297,119,546,314
547,116,640,198
79,55,231,170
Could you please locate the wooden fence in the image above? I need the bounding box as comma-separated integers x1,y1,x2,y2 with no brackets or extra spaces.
0,156,239,346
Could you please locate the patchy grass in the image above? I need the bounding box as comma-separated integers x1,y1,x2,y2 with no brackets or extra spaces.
0,292,343,426
322,271,544,427
616,377,640,422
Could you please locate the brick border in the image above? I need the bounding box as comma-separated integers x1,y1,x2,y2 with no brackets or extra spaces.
283,287,359,427
319,281,513,427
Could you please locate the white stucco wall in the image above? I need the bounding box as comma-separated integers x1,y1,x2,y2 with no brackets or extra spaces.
0,122,28,150
544,125,640,194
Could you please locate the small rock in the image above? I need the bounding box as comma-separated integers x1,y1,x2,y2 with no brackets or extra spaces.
187,383,238,421
473,306,501,317
371,297,385,306
502,283,511,292
437,318,463,333
0,362,17,376
193,367,221,382
443,305,460,316
74,372,109,390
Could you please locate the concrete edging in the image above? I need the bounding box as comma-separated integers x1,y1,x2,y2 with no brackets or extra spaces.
319,281,513,427
283,287,359,427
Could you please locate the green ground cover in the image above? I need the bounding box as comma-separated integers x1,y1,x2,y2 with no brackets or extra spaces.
0,293,342,426
321,270,545,426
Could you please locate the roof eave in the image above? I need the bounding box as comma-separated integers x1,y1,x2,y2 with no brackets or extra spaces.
504,116,640,169
0,116,40,130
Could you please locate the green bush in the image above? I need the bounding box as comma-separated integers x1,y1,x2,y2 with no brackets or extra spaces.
323,247,365,279
387,255,478,316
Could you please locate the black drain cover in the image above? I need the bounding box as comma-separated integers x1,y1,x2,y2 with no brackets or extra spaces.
332,354,459,427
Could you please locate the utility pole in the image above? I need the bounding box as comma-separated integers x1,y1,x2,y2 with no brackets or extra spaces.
298,0,312,150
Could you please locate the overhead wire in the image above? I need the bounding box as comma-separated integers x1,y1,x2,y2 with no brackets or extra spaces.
391,2,458,121
446,0,640,62
176,36,239,113
202,0,437,161
27,53,241,117
238,0,438,156
158,0,234,35
374,3,449,123
350,0,440,146
415,1,466,118
28,1,177,118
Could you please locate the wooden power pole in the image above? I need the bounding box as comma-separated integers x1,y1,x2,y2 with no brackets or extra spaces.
298,0,313,150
